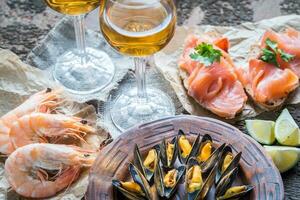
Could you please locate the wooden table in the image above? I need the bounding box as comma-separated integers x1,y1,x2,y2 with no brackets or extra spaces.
1,0,299,198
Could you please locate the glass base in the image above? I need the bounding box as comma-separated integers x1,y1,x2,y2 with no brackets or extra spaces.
53,47,115,94
110,88,175,131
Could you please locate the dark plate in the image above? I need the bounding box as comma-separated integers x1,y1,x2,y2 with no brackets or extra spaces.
86,115,284,200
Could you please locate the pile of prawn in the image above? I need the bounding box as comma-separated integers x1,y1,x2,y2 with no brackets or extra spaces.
0,88,99,198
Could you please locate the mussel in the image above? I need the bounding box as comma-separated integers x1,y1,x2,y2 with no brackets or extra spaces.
217,185,254,200
215,167,238,197
112,163,152,200
113,138,252,200
177,130,201,164
184,158,217,200
216,146,242,184
134,144,159,182
196,135,213,163
200,143,226,173
186,163,203,193
215,153,253,200
119,182,144,195
154,159,185,199
160,137,178,169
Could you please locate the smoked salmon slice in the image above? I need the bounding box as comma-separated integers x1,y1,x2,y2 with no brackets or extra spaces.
179,35,233,75
261,28,300,77
179,35,247,118
236,59,299,108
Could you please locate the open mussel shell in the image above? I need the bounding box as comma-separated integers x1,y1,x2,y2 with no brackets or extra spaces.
177,130,201,164
195,134,213,163
215,167,238,197
184,158,217,200
154,160,186,199
112,180,145,200
216,146,242,184
200,143,226,173
160,137,178,169
217,185,254,200
134,144,159,182
112,163,152,200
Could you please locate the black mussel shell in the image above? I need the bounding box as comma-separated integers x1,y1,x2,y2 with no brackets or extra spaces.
217,185,254,200
112,179,146,200
184,158,203,200
155,160,186,199
195,134,213,163
112,163,152,200
200,143,226,173
129,163,153,199
164,166,186,198
160,137,178,169
216,146,242,184
184,157,218,200
215,167,238,197
177,130,201,164
154,158,164,198
197,164,218,200
134,144,159,182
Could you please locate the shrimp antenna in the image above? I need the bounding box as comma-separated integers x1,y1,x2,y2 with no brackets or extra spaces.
60,166,81,197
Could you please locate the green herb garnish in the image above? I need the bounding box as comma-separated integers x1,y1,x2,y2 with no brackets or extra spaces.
278,49,295,62
260,48,278,66
190,43,222,66
265,38,278,51
260,38,295,67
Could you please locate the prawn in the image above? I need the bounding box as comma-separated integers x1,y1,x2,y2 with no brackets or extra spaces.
5,143,95,198
0,88,63,154
8,112,96,154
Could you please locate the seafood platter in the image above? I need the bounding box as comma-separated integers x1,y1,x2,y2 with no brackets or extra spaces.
87,116,283,200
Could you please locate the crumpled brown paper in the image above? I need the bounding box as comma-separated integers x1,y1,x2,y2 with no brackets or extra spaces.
0,49,109,200
154,15,300,121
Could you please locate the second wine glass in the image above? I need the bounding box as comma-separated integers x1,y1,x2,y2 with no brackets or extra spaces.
100,0,177,130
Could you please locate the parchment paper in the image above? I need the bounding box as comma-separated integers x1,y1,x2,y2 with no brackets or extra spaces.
155,15,300,121
0,49,110,200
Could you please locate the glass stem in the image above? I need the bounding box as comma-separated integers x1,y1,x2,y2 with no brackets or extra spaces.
74,15,87,65
135,57,147,100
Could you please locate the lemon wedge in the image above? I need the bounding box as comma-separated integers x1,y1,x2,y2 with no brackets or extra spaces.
246,120,275,145
264,146,300,173
275,109,300,146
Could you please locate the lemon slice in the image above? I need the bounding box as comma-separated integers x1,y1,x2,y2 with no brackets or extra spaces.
275,109,300,146
245,120,275,145
264,146,300,173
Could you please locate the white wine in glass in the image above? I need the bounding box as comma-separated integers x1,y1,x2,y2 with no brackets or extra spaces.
44,0,115,94
100,0,176,130
45,0,99,15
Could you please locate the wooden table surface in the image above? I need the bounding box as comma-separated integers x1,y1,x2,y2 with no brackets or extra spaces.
0,0,300,199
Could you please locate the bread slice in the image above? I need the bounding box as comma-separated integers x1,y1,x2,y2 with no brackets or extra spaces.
179,68,189,91
244,86,286,111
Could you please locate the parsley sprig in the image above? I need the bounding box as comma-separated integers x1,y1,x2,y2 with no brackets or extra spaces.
260,38,295,67
190,43,222,66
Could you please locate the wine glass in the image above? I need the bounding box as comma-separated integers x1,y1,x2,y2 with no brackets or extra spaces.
44,0,115,94
100,0,177,130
